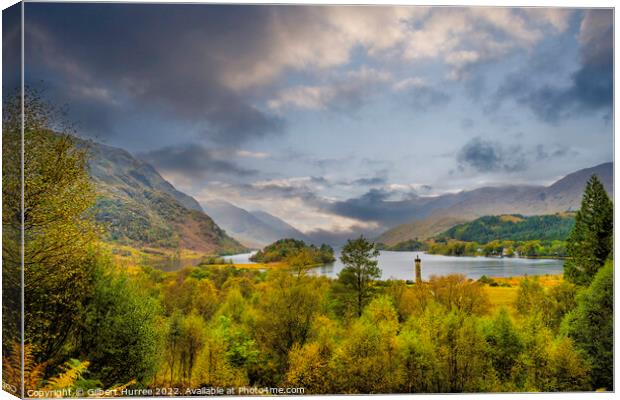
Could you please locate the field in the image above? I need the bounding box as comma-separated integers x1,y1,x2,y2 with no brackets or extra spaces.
485,274,563,313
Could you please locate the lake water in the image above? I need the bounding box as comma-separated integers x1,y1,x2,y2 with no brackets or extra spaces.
224,250,564,280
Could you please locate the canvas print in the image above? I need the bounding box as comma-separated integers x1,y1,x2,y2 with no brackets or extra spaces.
1,2,614,397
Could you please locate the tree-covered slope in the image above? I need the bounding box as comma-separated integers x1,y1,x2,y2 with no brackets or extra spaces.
82,139,246,254
436,213,575,244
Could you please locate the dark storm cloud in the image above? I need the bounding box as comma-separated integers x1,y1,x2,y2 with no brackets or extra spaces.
457,137,527,173
24,3,284,144
140,144,257,179
2,4,22,98
326,188,434,227
231,179,438,228
493,10,612,123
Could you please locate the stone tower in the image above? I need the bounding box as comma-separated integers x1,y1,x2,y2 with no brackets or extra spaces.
415,255,422,283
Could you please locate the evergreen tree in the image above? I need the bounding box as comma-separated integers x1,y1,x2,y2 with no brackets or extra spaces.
562,261,613,390
338,236,381,317
564,175,612,286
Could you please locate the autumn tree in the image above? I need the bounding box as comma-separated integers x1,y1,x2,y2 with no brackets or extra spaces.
329,296,403,393
286,248,316,278
2,90,99,363
284,314,343,393
401,302,495,392
427,274,489,315
255,271,329,381
179,314,205,386
484,309,523,385
514,314,590,391
338,236,381,317
564,175,613,286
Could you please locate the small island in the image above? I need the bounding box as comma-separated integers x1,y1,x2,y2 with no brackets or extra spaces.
249,238,335,264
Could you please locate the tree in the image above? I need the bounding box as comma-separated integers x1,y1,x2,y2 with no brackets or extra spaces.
515,278,553,324
3,89,100,363
484,309,523,384
194,327,248,388
427,274,489,315
179,314,205,386
284,343,331,394
75,265,162,387
164,312,185,386
338,236,381,317
282,314,342,391
513,314,590,392
329,296,403,393
286,248,316,278
562,261,613,390
255,272,328,381
564,175,613,285
403,302,495,392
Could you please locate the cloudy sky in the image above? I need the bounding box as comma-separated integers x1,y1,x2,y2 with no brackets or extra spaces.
13,4,614,236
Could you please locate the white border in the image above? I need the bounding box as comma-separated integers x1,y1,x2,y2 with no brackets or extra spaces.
0,1,616,400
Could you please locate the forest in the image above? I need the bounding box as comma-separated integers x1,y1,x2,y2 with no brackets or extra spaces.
1,92,614,396
437,214,576,243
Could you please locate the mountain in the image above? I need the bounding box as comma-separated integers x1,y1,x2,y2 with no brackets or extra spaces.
202,200,309,248
377,162,612,245
84,140,246,254
250,210,310,240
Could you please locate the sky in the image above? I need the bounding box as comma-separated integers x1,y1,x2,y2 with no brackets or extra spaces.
10,4,614,237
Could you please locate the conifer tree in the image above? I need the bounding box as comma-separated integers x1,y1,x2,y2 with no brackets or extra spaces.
564,175,613,286
562,261,613,390
338,236,381,317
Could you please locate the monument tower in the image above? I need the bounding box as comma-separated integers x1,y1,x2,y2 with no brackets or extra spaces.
415,255,422,283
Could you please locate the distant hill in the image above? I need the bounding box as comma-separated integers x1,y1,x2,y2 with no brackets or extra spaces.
436,213,575,244
202,200,310,248
84,140,246,254
377,162,612,245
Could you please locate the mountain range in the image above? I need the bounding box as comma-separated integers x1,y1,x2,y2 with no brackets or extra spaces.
84,139,246,254
377,162,613,245
202,200,310,249
82,134,612,251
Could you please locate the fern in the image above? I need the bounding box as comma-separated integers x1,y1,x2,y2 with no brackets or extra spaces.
41,359,90,392
2,342,47,393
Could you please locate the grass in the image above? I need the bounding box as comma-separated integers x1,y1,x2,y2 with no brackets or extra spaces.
485,285,519,313
484,274,563,314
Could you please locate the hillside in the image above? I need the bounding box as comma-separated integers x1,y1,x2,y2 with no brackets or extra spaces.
377,162,612,245
202,200,310,248
83,140,246,254
436,213,575,244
